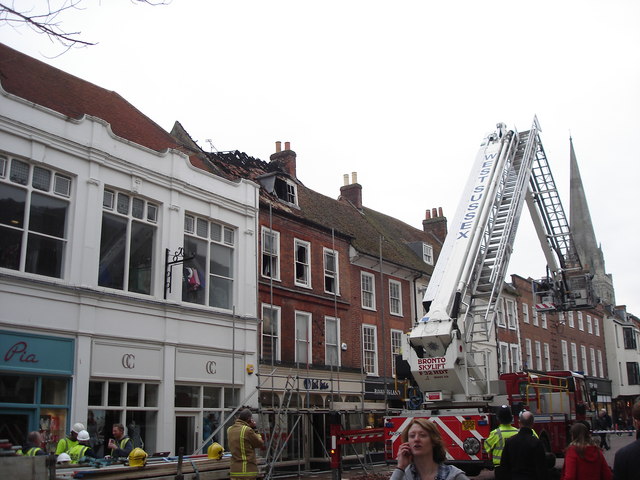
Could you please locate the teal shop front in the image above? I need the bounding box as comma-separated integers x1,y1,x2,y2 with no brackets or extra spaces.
0,330,75,452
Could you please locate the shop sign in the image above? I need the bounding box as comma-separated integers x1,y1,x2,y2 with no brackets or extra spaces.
0,330,74,375
364,381,401,400
303,378,329,390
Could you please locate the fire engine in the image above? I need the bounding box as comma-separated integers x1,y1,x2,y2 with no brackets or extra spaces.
500,370,593,456
380,118,597,476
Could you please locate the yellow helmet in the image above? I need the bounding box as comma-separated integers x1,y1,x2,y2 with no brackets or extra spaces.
128,447,148,467
207,442,224,460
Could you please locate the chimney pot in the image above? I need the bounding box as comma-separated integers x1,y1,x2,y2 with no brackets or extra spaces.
438,207,443,217
432,208,438,218
275,141,281,153
425,209,431,220
352,172,358,184
343,174,349,186
284,141,291,150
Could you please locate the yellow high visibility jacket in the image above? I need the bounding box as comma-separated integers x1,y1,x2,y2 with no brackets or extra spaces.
68,444,90,464
484,424,519,466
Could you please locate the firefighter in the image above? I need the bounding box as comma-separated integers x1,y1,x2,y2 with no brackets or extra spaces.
227,409,264,480
484,406,518,478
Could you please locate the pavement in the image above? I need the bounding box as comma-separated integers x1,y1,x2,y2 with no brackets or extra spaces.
278,431,638,479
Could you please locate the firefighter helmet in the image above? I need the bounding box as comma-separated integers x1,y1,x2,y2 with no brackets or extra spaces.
128,447,148,467
207,442,224,460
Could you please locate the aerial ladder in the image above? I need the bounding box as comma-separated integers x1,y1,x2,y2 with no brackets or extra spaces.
403,117,596,403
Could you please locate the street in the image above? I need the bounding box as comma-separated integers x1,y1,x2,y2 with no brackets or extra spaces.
291,431,637,479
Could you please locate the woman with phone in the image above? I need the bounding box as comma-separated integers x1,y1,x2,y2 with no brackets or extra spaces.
391,418,469,480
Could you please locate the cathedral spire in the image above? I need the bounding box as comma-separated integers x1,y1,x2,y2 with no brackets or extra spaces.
569,137,616,306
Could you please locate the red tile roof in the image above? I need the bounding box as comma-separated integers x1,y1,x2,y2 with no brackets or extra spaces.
0,42,179,153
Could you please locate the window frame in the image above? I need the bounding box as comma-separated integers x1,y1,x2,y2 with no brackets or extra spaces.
581,345,588,375
261,303,281,363
323,248,339,295
422,243,434,265
295,311,312,365
522,303,529,324
0,155,72,279
568,311,575,328
506,299,517,330
543,343,551,371
362,324,378,376
534,341,542,370
571,342,578,371
293,238,311,288
510,344,520,373
525,338,532,370
390,329,403,377
261,227,280,281
561,340,569,370
182,213,236,309
361,272,376,311
577,312,584,331
325,316,341,367
100,188,158,295
389,279,403,316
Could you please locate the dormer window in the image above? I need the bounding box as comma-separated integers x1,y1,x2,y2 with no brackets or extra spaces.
274,177,297,205
422,243,434,265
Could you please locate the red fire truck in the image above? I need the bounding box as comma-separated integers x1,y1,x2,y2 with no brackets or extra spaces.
500,370,594,456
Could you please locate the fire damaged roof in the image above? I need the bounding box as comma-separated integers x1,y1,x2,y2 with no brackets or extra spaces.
201,145,441,275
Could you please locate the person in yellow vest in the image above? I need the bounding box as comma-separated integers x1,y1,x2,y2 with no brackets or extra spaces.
484,406,519,479
227,409,264,479
17,431,46,456
55,422,85,455
68,430,96,464
107,423,133,458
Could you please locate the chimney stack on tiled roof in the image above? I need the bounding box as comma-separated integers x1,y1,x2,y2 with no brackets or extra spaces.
423,207,447,244
339,172,362,210
270,141,296,178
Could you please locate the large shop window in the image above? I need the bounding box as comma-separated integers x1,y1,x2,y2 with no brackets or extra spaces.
183,215,235,309
0,374,70,452
174,385,240,455
98,189,158,294
0,155,71,278
88,380,159,457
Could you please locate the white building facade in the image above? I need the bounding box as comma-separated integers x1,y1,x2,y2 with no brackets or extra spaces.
0,72,259,455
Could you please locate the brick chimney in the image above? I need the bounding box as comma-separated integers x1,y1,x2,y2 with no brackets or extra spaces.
270,141,297,178
423,207,447,244
339,172,362,209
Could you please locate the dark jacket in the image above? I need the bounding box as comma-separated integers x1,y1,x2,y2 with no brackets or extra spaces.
110,435,133,458
500,427,546,480
613,438,640,480
227,419,264,478
562,444,612,480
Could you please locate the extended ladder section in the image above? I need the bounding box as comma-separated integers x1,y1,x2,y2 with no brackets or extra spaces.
460,122,540,395
526,134,596,311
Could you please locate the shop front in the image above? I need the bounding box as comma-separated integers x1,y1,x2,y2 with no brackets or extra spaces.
88,339,163,456
0,330,74,452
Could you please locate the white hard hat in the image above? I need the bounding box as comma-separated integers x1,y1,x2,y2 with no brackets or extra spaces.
77,430,90,441
57,452,71,463
72,423,86,433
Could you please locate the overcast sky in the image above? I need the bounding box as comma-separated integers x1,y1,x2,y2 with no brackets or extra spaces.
2,0,639,315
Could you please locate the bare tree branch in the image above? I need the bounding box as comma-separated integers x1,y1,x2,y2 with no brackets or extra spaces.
0,0,170,50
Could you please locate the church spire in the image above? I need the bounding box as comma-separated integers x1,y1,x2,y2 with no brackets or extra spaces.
569,137,616,306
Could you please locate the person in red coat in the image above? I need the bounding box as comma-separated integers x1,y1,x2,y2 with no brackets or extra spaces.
561,422,612,480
